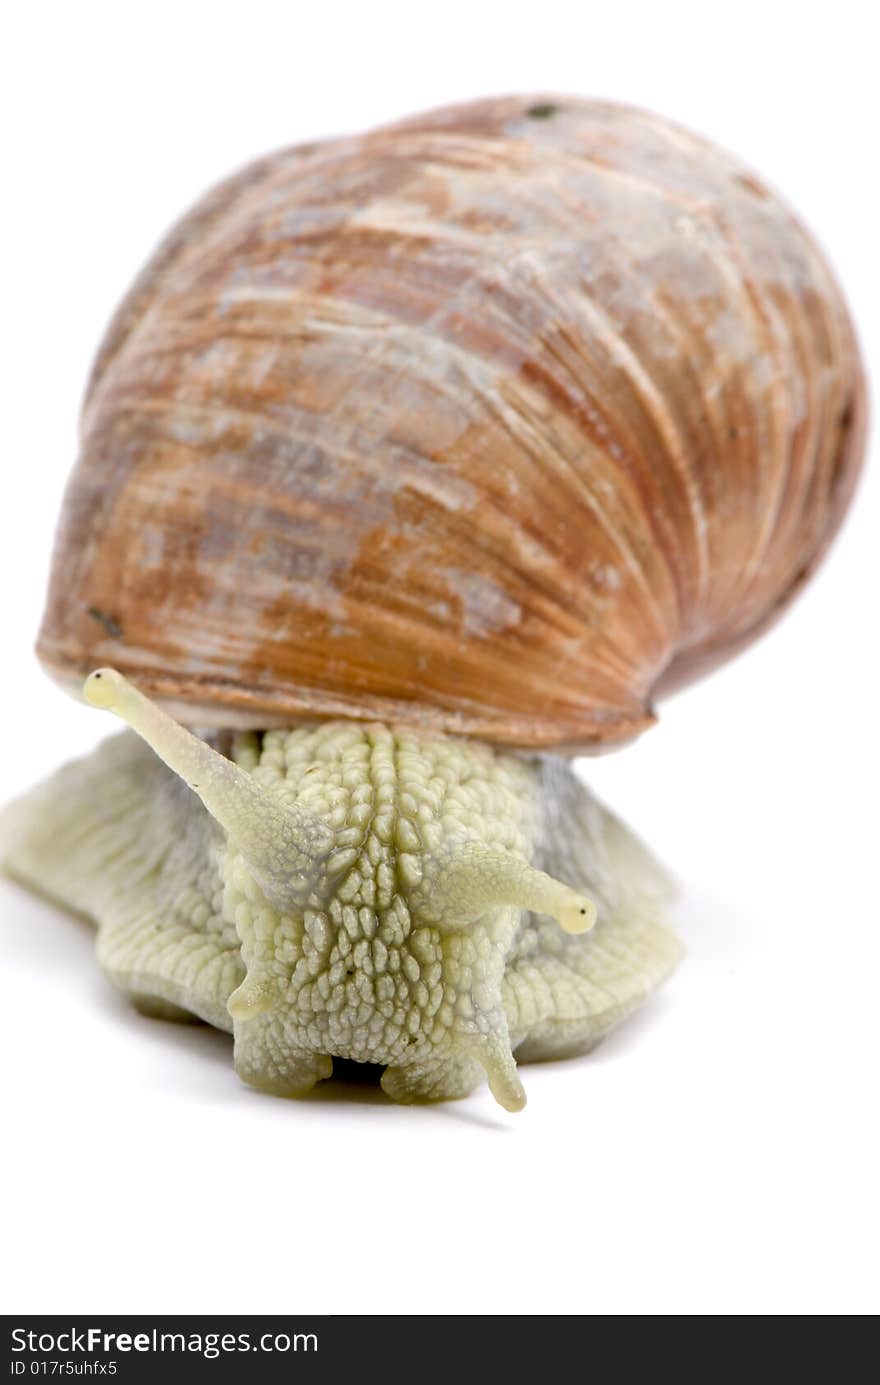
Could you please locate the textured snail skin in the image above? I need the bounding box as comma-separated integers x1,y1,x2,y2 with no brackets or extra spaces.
0,96,867,1107
36,96,865,750
0,700,678,1110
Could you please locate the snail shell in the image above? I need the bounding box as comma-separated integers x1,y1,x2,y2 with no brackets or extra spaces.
2,97,867,1111
37,95,865,749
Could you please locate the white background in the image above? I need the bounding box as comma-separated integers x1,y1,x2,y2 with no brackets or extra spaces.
1,0,877,1317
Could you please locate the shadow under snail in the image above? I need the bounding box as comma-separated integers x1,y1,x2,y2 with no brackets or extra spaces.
0,96,866,1110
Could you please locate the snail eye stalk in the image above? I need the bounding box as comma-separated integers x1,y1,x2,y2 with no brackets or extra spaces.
83,668,334,910
416,843,596,936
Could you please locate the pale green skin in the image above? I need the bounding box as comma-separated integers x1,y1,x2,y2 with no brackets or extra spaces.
0,670,681,1110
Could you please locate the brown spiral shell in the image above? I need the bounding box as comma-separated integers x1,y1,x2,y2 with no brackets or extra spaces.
37,96,866,750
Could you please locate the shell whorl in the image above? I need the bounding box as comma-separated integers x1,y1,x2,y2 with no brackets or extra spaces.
38,95,866,749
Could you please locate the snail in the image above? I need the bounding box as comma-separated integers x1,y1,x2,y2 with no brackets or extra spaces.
0,95,865,1111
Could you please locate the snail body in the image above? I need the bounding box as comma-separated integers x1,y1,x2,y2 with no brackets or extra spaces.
5,672,675,1110
0,97,865,1109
